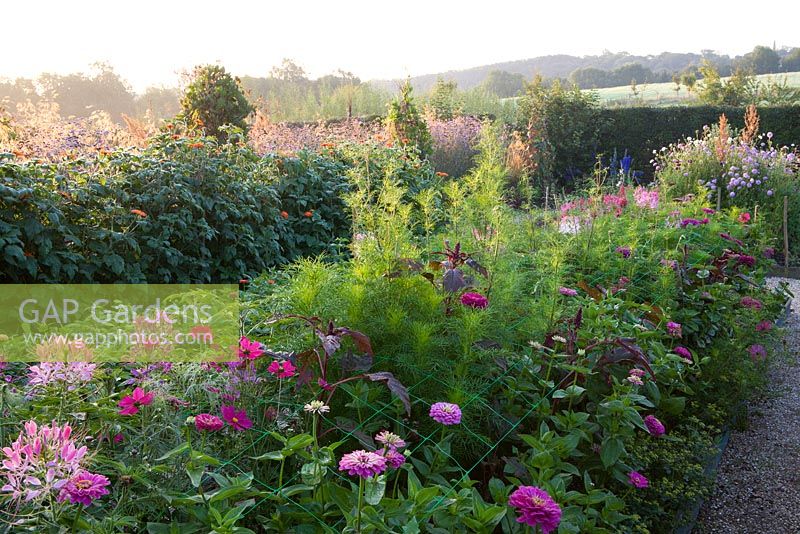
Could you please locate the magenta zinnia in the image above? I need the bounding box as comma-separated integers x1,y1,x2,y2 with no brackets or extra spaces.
644,415,665,437
460,292,489,309
748,344,767,361
195,413,224,432
674,346,692,362
382,449,406,469
338,450,387,478
58,470,110,506
666,321,682,338
221,405,252,431
118,387,154,416
628,471,649,489
429,402,462,425
756,320,773,332
508,486,562,533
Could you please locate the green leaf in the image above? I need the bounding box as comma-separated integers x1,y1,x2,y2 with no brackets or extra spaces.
365,474,387,505
600,437,624,468
186,465,204,488
156,443,190,462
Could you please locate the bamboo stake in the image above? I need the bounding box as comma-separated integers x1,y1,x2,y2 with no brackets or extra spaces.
784,196,789,276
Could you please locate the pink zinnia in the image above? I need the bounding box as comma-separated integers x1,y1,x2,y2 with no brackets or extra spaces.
195,413,224,432
741,296,763,310
738,212,751,224
221,405,252,431
118,387,154,416
748,344,767,361
460,292,489,309
674,346,692,362
375,430,406,450
238,336,264,360
267,360,296,378
338,450,387,478
559,287,578,297
508,486,562,533
666,321,682,338
756,320,773,332
628,471,649,489
58,471,110,506
429,402,462,425
382,449,406,469
644,415,665,437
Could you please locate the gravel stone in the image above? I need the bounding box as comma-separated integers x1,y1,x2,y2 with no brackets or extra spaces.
698,277,800,533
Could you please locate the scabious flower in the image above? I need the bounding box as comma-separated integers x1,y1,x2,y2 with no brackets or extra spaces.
674,346,693,362
303,400,330,415
756,320,773,332
508,486,562,533
559,287,578,297
1,420,88,502
118,387,154,416
615,246,631,258
460,292,489,309
238,337,264,360
195,413,224,432
628,471,649,489
429,402,462,425
667,321,682,338
748,344,767,361
644,415,665,437
57,471,110,506
382,449,406,469
267,360,296,378
338,450,387,478
741,296,763,310
375,430,406,450
221,406,252,431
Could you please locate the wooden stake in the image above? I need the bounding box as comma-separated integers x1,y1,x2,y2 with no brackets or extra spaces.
784,195,789,276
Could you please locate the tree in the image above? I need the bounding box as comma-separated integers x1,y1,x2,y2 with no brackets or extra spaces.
782,48,800,72
38,63,135,121
697,61,757,106
569,67,609,89
427,78,462,120
386,80,432,157
739,45,781,75
480,70,526,98
180,65,254,138
269,59,309,83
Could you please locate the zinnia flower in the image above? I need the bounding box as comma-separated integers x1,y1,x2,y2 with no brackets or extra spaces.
375,430,406,450
460,292,489,309
382,449,406,469
741,296,763,310
629,471,649,489
559,287,578,297
756,320,773,332
130,209,147,218
238,337,264,360
267,360,296,378
674,346,692,362
738,212,751,224
615,246,631,258
338,450,386,478
429,402,462,425
58,471,110,506
303,400,330,414
748,344,767,361
666,321,682,338
221,405,252,431
644,415,665,437
118,387,154,416
195,413,224,432
508,486,562,533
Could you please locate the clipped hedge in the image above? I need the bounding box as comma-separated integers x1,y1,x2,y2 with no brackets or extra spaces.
597,106,800,178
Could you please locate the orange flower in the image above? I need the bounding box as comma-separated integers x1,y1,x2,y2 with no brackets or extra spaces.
267,279,276,285
436,171,449,177
189,142,204,149
171,134,180,140
130,209,147,218
239,279,250,284
321,143,335,148
23,250,34,258
304,210,313,218
12,150,25,158
166,123,174,130
402,138,410,144
280,211,289,219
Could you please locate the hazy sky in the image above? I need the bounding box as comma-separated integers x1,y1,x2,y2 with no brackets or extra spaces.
5,0,799,92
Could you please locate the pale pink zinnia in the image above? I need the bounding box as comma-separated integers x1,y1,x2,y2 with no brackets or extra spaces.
338,450,387,478
508,486,562,533
375,430,406,450
429,402,462,425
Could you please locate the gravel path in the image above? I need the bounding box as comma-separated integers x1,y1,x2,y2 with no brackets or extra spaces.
698,277,800,533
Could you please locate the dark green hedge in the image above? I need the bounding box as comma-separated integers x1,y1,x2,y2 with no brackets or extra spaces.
597,106,800,179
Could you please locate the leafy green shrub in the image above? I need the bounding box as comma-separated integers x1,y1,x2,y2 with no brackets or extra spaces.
386,80,433,158
179,65,254,138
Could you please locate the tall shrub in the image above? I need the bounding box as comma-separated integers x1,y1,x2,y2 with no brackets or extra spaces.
180,65,254,138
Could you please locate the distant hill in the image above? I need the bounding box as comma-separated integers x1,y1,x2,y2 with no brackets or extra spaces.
371,48,800,94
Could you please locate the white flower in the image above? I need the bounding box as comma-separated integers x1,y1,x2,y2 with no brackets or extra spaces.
303,400,330,415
